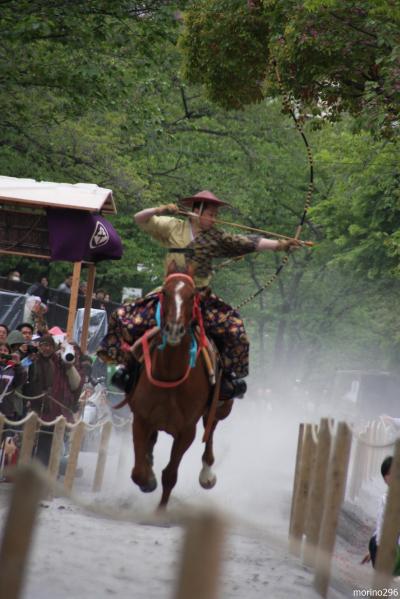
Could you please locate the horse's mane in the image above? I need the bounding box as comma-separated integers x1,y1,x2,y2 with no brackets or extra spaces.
168,265,188,274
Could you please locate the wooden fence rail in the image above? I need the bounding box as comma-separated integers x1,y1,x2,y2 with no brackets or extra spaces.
289,416,400,597
0,411,129,495
289,419,353,598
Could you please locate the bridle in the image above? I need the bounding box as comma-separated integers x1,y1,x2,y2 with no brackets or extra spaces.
140,273,206,388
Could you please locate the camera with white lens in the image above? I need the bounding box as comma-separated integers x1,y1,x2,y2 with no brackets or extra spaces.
61,342,75,364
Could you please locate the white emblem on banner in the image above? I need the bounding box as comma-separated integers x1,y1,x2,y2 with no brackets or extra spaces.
90,221,109,249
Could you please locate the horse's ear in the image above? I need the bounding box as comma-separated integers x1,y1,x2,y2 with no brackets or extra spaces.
167,260,177,275
186,262,196,278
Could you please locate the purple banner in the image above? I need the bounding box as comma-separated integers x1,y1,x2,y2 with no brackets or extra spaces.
47,209,122,262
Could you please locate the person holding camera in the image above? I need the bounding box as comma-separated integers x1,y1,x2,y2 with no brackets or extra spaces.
1,330,30,421
6,326,38,370
0,338,29,480
23,335,84,469
0,338,28,421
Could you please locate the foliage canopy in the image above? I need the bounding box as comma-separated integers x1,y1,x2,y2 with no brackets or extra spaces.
180,0,400,136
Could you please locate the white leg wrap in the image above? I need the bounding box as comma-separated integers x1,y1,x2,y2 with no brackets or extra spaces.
199,460,217,489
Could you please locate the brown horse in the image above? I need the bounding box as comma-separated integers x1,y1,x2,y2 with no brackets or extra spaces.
127,263,232,509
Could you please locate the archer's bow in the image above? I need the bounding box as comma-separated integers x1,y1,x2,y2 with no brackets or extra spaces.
234,61,314,310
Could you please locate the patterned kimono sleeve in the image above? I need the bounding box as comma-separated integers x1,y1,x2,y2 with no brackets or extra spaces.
218,230,260,256
187,229,260,279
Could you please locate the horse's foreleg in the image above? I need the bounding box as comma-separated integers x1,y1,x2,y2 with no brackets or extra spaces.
158,425,196,509
200,415,217,490
147,430,158,467
200,399,233,490
131,416,157,493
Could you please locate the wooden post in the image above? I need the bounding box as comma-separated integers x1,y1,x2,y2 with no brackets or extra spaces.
80,262,96,353
116,420,131,481
349,426,367,501
63,421,85,493
47,416,66,497
66,261,82,341
361,422,371,488
365,420,376,482
303,418,332,568
314,422,352,598
375,422,384,477
347,444,356,503
92,421,113,492
173,511,224,599
19,412,38,465
377,422,393,481
370,420,379,479
363,421,371,485
289,423,316,557
0,465,47,599
373,439,400,589
289,423,304,536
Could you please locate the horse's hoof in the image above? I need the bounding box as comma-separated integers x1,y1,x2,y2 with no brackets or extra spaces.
140,477,157,493
199,472,217,490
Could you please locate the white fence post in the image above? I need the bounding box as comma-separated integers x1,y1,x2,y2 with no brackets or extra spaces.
92,421,113,492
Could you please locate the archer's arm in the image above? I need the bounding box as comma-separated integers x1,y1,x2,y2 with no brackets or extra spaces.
134,204,179,224
218,231,300,255
256,238,281,251
257,238,301,252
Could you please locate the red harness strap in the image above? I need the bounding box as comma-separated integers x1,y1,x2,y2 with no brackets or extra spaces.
193,294,207,349
141,329,201,389
140,276,205,389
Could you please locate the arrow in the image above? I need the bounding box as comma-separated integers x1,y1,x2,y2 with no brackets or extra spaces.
178,210,315,247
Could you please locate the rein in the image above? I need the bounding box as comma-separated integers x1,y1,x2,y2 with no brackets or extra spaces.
141,330,201,389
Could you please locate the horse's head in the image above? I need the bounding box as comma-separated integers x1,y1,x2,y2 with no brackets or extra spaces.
160,262,196,346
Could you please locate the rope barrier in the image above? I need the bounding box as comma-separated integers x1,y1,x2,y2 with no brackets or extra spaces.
349,422,398,449
15,391,46,400
0,411,131,431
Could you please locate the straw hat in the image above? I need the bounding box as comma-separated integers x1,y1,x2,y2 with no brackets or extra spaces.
179,190,231,209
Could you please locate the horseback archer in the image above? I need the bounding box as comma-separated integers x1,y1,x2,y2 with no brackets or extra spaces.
98,190,302,404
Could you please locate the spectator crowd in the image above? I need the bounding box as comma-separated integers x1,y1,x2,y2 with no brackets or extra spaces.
0,269,114,479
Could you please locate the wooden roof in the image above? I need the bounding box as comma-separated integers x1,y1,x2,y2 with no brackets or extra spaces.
0,176,116,214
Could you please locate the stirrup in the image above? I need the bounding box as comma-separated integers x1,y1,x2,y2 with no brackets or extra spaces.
111,360,141,393
220,376,247,400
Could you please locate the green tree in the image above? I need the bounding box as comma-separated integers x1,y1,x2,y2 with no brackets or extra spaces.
180,0,400,136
